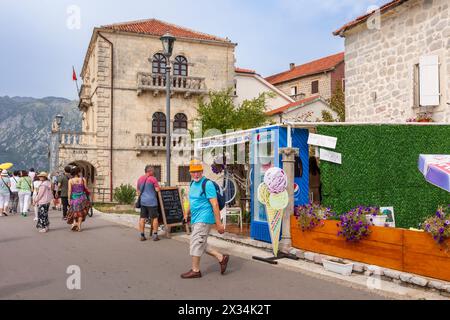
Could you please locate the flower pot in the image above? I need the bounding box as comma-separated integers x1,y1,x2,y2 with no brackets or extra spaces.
322,259,354,276
366,215,387,227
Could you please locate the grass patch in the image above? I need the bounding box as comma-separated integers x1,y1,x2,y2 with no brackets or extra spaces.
94,203,139,215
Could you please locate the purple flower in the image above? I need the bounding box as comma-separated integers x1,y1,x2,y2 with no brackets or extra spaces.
439,228,445,234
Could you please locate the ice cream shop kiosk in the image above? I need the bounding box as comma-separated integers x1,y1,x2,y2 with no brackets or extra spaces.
194,124,311,244
249,125,310,243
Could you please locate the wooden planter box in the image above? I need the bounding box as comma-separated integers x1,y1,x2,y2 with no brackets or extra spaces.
291,216,450,282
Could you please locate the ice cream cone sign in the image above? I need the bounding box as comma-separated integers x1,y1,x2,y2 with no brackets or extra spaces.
258,167,289,256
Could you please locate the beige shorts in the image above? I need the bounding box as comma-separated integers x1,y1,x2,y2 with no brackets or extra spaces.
190,223,212,257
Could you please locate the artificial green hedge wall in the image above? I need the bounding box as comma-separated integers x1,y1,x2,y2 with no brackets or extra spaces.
316,125,450,229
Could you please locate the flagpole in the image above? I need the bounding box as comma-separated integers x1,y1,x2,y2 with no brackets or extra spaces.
73,66,80,96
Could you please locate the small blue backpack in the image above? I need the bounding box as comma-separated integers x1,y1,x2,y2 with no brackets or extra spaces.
191,179,226,211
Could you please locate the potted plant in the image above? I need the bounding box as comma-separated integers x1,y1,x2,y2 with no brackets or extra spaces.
294,202,335,232
422,205,450,247
407,112,434,123
337,207,372,242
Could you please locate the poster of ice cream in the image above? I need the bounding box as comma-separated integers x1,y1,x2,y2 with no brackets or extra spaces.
257,167,289,256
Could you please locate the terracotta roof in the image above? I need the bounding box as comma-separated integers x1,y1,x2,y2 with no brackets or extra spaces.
266,95,321,116
235,67,256,74
265,52,344,85
101,18,231,43
333,0,410,36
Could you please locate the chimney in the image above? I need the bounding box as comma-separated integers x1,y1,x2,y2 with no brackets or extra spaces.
290,63,295,70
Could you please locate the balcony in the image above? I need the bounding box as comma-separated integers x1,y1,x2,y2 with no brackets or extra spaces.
60,132,97,147
137,72,208,98
78,84,93,111
135,133,191,155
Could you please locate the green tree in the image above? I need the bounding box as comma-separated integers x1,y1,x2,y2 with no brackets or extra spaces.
328,82,346,122
196,88,270,133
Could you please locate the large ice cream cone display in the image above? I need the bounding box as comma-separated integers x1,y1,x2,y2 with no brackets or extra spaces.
257,167,289,256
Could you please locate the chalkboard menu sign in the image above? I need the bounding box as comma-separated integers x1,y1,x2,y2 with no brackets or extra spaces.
158,187,190,238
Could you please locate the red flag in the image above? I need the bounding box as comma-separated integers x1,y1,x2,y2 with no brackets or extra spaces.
72,66,77,81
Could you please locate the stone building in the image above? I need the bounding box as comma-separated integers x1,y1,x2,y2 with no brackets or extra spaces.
334,0,450,122
56,19,236,201
265,52,345,102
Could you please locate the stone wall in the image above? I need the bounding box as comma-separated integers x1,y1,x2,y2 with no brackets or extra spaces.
344,0,450,122
275,72,333,101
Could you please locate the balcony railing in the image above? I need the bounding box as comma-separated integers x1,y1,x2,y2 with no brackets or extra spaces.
137,72,208,97
136,133,191,153
60,132,96,147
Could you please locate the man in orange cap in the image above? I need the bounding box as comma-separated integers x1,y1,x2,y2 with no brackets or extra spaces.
181,159,229,279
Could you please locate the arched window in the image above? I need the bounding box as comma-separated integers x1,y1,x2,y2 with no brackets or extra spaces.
152,53,167,74
173,56,188,76
152,112,166,134
173,113,188,132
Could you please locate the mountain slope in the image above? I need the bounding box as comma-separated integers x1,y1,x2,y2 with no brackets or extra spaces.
0,96,82,171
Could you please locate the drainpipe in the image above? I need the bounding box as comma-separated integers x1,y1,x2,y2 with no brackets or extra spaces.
98,32,114,202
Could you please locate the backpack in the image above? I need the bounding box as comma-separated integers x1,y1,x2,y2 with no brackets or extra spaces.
191,179,226,211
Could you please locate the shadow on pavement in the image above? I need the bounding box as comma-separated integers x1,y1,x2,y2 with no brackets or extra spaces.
0,236,33,244
0,279,54,298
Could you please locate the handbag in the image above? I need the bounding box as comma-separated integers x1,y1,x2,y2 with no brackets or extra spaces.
135,177,148,209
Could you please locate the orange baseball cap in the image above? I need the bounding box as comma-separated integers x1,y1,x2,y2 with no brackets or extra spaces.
189,159,204,173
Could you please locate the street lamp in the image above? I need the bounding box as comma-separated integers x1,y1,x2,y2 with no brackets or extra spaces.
160,32,176,186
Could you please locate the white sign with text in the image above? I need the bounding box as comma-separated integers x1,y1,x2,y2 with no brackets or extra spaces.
320,149,342,165
308,133,337,149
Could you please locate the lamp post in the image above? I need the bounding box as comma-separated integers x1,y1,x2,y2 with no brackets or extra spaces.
160,32,176,186
50,114,64,174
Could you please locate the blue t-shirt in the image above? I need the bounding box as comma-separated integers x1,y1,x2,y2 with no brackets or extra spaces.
137,175,159,207
189,177,217,225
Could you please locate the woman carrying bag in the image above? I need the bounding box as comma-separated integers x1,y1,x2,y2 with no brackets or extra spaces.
33,172,53,233
0,170,11,216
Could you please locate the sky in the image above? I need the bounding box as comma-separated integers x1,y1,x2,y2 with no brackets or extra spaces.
0,0,386,100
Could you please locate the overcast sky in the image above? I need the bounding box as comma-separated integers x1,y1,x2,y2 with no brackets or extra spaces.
0,0,386,99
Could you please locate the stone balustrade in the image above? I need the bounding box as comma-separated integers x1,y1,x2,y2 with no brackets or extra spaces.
137,72,208,97
135,133,191,152
60,132,96,147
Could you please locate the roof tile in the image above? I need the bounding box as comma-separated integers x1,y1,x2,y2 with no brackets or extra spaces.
265,52,344,85
102,18,231,43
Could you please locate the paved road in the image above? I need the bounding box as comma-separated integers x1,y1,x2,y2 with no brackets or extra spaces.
0,210,386,300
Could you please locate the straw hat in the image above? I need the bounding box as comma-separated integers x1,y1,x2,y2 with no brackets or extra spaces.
37,172,49,178
1,170,8,176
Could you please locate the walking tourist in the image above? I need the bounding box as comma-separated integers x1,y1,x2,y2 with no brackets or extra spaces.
67,167,91,232
9,171,19,214
32,175,42,221
0,170,11,216
28,168,36,181
51,172,61,211
58,166,71,220
181,160,229,279
136,165,161,242
17,170,32,217
33,172,53,233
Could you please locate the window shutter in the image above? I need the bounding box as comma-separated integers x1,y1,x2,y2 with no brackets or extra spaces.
419,56,440,106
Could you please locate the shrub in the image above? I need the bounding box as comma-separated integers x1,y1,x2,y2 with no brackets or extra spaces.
295,202,335,231
337,206,373,242
113,184,136,205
